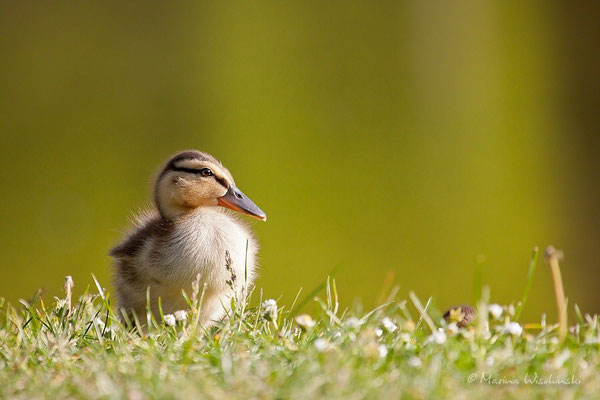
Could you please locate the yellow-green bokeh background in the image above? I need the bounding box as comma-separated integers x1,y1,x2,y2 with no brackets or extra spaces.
1,2,599,320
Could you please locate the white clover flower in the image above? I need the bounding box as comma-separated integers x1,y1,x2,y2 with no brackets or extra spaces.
408,356,422,368
345,317,361,329
502,321,523,336
314,338,328,352
447,322,458,335
262,299,278,321
262,298,277,308
262,299,277,312
381,317,398,333
174,310,187,322
488,304,503,319
164,314,176,327
552,350,571,369
377,344,388,358
461,329,474,341
399,333,411,342
295,314,316,329
429,328,447,344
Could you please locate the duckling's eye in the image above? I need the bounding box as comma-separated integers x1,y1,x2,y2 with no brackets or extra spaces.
200,168,213,177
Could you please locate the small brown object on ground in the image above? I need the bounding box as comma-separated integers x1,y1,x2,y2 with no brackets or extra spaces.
443,305,475,327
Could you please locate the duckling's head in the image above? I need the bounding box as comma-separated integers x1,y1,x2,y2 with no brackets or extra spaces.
154,150,267,221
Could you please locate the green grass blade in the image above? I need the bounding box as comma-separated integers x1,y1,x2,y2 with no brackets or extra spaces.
514,246,538,321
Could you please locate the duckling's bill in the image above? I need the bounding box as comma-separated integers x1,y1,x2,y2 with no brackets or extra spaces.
217,185,267,221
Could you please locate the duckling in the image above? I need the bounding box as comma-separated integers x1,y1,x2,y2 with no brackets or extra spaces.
110,150,266,326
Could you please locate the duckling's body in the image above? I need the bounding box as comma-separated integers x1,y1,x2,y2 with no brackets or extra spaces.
110,150,265,325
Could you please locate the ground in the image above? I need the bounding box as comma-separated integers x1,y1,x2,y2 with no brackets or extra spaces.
0,270,598,399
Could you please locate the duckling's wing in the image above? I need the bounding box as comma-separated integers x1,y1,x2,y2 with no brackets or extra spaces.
109,209,173,259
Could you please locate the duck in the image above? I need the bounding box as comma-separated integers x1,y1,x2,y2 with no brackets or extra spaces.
110,150,266,326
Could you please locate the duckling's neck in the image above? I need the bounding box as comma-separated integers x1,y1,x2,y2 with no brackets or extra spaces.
157,202,218,222
164,205,230,225
162,206,252,284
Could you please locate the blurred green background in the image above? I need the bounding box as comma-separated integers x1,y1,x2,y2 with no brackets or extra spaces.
1,2,599,320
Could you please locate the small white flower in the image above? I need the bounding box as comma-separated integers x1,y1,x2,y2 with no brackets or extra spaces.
552,350,571,369
262,299,277,312
502,322,523,336
381,317,398,333
584,335,599,345
164,314,176,326
541,313,547,329
429,329,447,344
447,322,458,335
399,333,411,342
54,297,67,309
345,317,361,329
569,326,578,335
488,304,503,319
461,329,474,341
262,299,278,321
377,344,388,358
507,304,515,317
314,338,328,352
295,314,316,329
375,328,383,337
174,310,187,322
408,357,422,368
483,321,491,339
485,356,494,366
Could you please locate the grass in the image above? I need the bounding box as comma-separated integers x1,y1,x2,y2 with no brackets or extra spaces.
1,249,599,399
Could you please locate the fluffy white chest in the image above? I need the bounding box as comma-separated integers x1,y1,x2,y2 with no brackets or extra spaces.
154,209,256,292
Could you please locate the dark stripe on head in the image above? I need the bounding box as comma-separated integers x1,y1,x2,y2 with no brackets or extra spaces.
215,176,228,188
159,150,219,178
153,150,232,217
170,166,208,175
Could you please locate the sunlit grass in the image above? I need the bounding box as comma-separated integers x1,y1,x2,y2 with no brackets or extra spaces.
0,250,598,399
